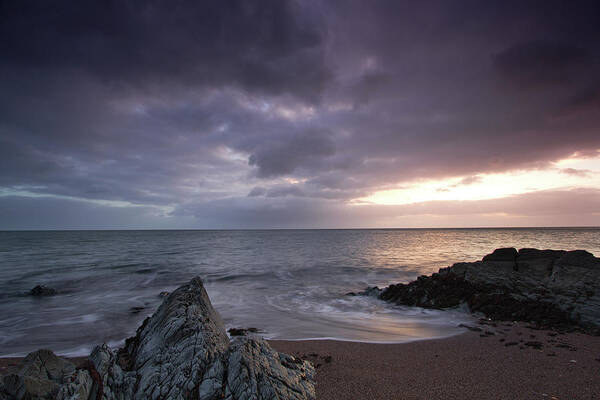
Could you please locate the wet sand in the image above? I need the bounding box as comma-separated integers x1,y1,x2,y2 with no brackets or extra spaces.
2,321,599,399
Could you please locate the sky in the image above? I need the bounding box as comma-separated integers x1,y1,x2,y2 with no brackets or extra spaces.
1,0,599,229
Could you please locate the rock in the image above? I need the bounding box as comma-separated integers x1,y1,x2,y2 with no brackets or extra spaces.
515,249,566,281
2,349,76,399
158,291,169,298
28,285,57,296
20,349,75,381
114,277,230,399
380,248,600,332
3,374,59,399
88,344,136,400
228,327,259,337
346,286,382,297
482,247,518,262
88,277,315,400
56,369,93,400
222,338,315,400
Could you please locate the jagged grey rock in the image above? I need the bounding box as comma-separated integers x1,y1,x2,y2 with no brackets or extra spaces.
91,277,315,400
56,369,93,400
2,349,76,399
116,277,230,399
222,338,315,400
89,344,136,400
380,248,600,331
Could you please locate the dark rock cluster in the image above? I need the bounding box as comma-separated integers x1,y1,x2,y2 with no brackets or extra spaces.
346,286,382,298
28,285,57,296
227,327,259,337
380,248,600,332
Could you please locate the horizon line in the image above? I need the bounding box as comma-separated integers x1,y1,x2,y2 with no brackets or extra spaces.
1,226,599,232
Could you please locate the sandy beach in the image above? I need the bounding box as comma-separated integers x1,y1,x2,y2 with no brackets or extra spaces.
270,322,600,400
2,320,599,399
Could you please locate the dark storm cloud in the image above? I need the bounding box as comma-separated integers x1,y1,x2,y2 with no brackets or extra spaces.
248,129,335,178
493,40,589,88
561,86,600,115
0,0,330,99
1,0,600,228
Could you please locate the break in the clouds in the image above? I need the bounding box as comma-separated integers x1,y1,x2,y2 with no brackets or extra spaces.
1,0,599,228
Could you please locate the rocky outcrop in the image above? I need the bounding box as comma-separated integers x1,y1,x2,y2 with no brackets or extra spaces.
2,277,315,400
227,327,259,337
104,277,315,399
346,286,382,298
1,349,92,400
380,248,600,332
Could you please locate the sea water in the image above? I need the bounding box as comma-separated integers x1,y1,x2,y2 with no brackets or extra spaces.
0,228,598,356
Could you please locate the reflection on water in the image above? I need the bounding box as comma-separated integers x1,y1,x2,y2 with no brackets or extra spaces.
0,228,598,356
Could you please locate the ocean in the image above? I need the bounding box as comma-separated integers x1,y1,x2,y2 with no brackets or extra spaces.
0,228,598,357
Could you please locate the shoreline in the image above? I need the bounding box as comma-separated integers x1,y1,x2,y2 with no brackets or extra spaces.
0,327,472,359
3,321,599,399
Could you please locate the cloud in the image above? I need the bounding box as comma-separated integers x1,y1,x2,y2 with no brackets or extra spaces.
1,1,600,228
560,168,593,177
248,129,335,178
560,86,600,115
170,187,600,229
247,187,267,197
493,40,589,88
0,0,330,100
0,195,185,230
266,185,304,198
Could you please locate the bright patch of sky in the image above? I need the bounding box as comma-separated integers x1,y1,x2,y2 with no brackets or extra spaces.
358,155,600,205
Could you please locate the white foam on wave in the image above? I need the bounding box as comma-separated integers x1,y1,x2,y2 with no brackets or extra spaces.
264,330,468,345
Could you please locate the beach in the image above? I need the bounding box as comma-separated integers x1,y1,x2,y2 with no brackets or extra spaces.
2,322,599,399
274,322,600,399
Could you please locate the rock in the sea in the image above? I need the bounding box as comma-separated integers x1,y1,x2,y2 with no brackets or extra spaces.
346,286,382,298
380,248,600,332
28,285,57,296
